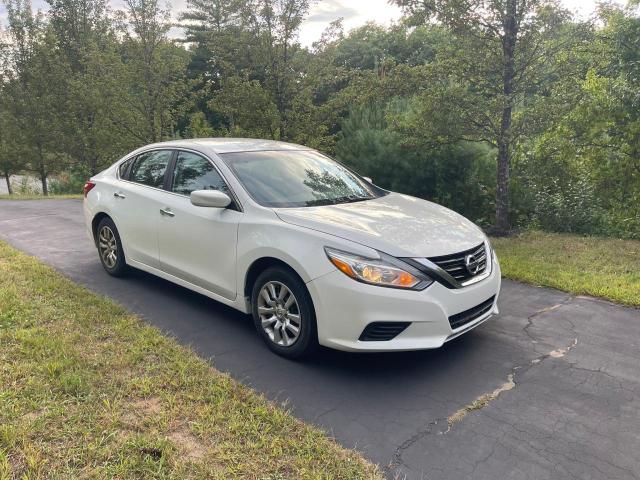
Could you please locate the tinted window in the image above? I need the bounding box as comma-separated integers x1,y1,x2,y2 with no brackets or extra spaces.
220,150,383,208
118,158,134,179
172,151,228,196
129,150,172,188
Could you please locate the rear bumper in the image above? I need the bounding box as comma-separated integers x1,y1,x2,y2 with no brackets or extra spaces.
82,199,95,243
307,251,501,352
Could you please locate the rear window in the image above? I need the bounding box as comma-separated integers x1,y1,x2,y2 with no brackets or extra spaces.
129,150,172,189
118,158,134,180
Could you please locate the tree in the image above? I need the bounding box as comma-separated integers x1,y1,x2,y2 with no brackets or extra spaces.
0,32,17,194
45,0,138,175
4,0,63,195
0,105,19,194
180,0,249,82
46,0,111,70
184,112,215,138
209,76,280,137
517,2,640,238
121,0,189,142
332,22,443,71
393,0,584,233
180,0,312,141
336,100,495,223
251,0,311,139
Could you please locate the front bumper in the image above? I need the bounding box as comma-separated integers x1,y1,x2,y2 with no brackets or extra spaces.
307,252,501,352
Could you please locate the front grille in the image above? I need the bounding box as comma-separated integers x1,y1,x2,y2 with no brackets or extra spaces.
428,243,487,283
448,296,495,330
359,322,411,341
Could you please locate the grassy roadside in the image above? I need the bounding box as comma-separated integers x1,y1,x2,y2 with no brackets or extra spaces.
493,231,640,307
0,241,381,479
0,194,82,200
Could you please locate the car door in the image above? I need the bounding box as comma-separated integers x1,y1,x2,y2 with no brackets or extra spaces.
157,150,241,300
112,149,173,268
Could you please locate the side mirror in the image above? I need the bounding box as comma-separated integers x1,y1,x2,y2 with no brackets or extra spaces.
190,189,232,208
363,176,372,184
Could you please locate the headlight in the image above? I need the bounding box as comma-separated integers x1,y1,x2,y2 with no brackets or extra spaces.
324,247,433,290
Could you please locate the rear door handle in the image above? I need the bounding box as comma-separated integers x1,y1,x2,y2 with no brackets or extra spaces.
160,208,175,217
114,192,126,199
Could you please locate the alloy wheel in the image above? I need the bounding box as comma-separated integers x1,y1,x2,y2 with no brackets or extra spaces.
257,281,302,347
98,226,118,269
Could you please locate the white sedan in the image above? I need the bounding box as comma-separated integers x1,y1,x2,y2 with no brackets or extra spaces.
83,139,501,358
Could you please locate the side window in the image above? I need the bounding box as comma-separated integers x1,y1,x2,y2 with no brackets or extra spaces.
129,150,172,189
172,151,228,196
118,157,134,180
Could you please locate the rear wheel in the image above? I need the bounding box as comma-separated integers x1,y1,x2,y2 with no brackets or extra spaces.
251,267,317,359
96,217,128,277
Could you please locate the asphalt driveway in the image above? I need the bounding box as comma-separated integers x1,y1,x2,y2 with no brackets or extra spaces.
1,199,639,479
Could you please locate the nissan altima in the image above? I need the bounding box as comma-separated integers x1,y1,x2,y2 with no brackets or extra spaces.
83,139,501,358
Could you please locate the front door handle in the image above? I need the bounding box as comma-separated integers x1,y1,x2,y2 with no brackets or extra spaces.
160,208,175,217
113,192,126,199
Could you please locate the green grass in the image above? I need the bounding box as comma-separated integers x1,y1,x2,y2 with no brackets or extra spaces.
493,231,640,307
0,241,381,480
0,194,82,200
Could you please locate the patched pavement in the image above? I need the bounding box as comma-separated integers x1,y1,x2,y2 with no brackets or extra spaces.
1,199,639,479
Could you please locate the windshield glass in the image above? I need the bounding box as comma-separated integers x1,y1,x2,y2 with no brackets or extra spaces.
220,150,385,208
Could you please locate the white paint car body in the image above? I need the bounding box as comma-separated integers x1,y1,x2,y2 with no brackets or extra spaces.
84,138,501,356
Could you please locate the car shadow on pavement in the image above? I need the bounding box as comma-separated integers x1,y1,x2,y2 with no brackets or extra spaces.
95,266,521,470
123,266,479,374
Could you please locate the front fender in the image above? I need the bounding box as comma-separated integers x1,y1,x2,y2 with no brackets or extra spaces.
236,218,377,297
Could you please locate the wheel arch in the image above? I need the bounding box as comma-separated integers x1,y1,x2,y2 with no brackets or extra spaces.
244,255,320,351
243,257,308,301
91,212,112,246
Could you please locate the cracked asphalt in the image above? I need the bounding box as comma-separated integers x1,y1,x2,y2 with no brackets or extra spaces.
1,199,639,479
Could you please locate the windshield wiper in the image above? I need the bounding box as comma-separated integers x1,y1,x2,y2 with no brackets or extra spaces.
341,195,370,204
305,195,371,207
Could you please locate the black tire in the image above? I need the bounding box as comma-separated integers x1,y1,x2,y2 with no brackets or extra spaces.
95,217,128,277
251,267,318,359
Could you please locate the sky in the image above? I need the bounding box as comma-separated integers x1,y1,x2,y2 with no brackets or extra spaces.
298,0,619,46
0,0,625,47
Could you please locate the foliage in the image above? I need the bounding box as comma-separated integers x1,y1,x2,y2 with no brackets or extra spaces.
209,75,280,137
121,0,189,143
510,4,640,239
0,106,20,194
0,0,638,239
392,0,590,233
336,101,495,224
49,164,91,194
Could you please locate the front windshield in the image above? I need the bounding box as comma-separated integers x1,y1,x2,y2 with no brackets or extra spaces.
220,150,385,208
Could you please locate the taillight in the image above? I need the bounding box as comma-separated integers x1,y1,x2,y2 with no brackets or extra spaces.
83,181,96,198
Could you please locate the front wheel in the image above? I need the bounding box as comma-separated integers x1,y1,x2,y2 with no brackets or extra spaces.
251,267,318,359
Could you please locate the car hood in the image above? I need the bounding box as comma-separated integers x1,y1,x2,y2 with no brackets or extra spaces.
274,192,487,258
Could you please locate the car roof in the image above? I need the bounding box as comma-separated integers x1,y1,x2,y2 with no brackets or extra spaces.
140,138,313,155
